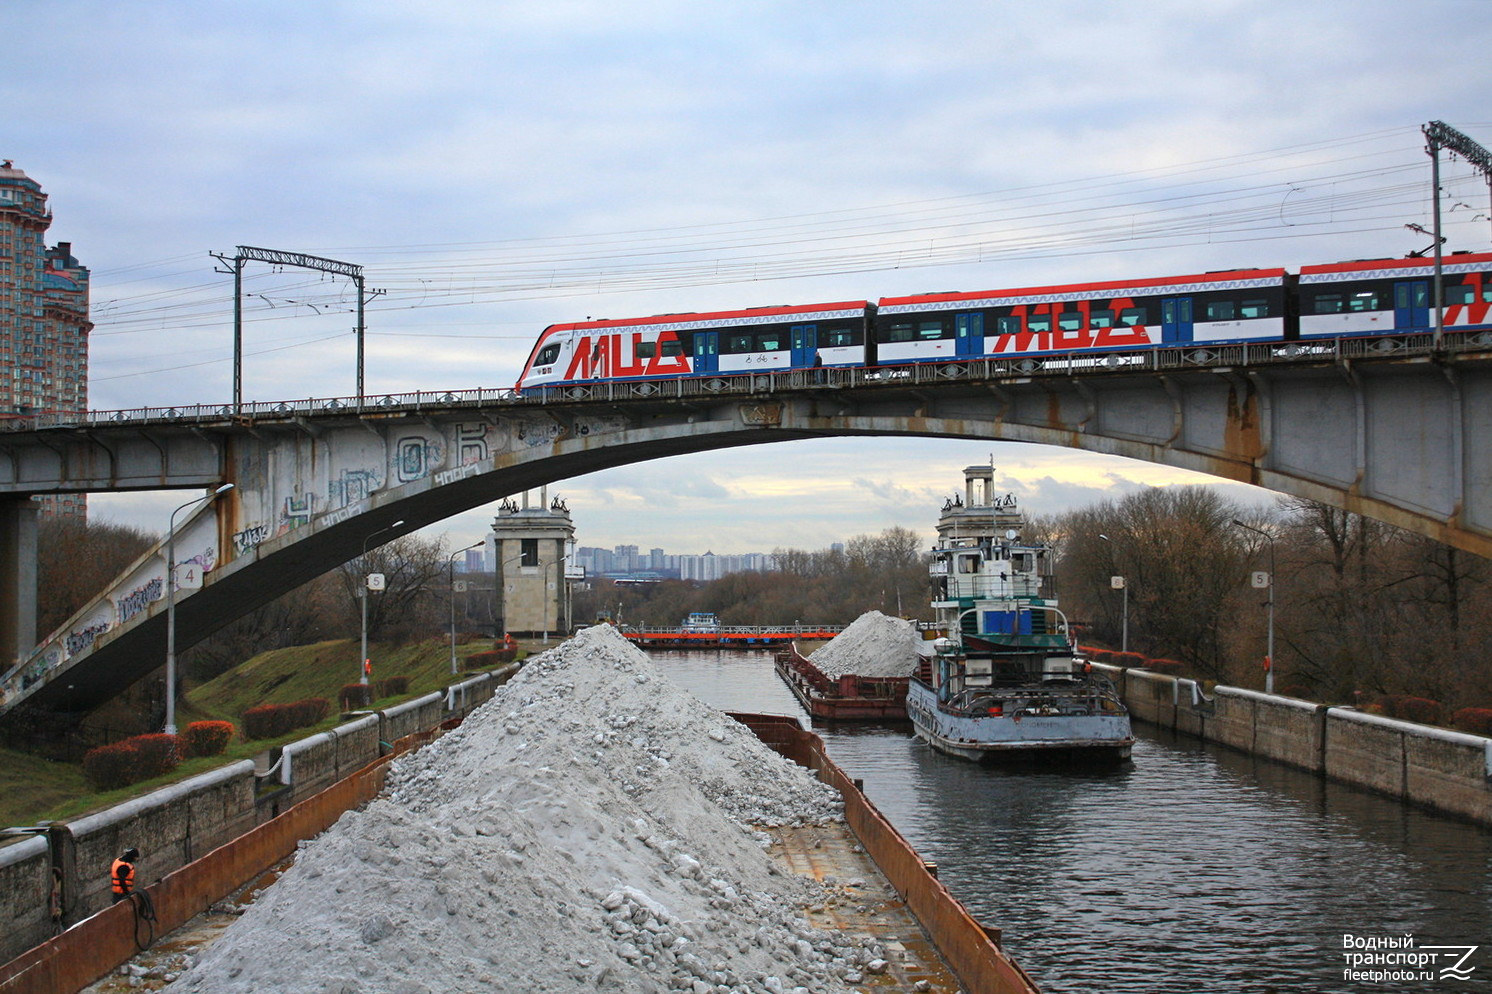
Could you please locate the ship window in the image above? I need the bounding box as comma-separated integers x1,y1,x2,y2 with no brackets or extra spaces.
957,554,981,573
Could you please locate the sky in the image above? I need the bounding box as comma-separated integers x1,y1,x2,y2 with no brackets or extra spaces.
6,1,1492,554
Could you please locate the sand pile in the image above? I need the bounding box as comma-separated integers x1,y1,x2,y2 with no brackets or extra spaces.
809,611,925,679
164,625,897,994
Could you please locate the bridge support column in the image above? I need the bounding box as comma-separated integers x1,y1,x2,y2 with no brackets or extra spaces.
0,499,39,671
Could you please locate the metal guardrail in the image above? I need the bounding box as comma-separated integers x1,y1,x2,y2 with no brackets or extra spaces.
3,329,1489,433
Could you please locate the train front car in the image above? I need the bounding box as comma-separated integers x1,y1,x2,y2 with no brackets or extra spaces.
1296,251,1492,342
515,301,873,393
875,267,1289,366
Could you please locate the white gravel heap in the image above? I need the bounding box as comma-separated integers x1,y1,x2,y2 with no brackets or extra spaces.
165,625,893,994
809,611,925,679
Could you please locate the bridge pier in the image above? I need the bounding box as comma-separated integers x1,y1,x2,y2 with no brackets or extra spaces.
0,498,38,672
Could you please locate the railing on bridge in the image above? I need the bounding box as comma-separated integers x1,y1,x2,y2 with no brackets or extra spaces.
3,328,1489,433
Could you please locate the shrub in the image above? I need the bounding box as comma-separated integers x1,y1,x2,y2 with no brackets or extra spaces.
182,720,234,757
1451,708,1492,736
380,676,409,696
340,683,372,710
465,650,504,671
242,698,331,740
1379,695,1444,725
1111,651,1147,669
82,733,181,791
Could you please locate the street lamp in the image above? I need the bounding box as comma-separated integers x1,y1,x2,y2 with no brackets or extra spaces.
359,519,405,686
165,483,235,735
448,539,484,675
1098,534,1128,653
1232,519,1276,695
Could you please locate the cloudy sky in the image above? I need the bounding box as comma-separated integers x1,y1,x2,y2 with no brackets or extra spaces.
7,1,1491,553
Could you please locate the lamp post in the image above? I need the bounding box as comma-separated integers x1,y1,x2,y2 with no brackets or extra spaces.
1233,519,1276,695
165,483,235,735
359,519,405,686
448,540,484,675
1098,534,1128,653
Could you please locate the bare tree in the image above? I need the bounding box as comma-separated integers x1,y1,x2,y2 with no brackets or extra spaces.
37,517,158,637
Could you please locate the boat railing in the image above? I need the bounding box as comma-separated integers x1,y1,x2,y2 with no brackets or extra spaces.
941,681,1126,716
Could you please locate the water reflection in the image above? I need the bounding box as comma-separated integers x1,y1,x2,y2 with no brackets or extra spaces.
648,650,1492,993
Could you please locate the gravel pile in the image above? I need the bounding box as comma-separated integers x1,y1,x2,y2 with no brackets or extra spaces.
809,612,925,679
164,625,898,994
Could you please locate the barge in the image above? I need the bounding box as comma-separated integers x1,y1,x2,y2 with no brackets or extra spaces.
623,615,845,650
773,642,915,720
910,465,1134,765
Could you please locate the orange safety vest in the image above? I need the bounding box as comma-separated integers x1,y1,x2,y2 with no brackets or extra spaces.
110,858,135,895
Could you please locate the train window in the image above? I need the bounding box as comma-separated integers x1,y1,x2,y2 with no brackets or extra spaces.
635,341,657,360
757,333,784,351
822,325,862,347
726,334,755,353
1484,286,1492,303
660,338,686,357
534,343,561,366
1028,313,1051,333
1445,284,1475,306
1119,307,1147,327
1346,291,1384,312
916,320,946,340
1205,301,1236,321
885,322,914,343
1057,310,1083,332
1090,310,1114,329
1240,299,1270,319
996,315,1022,335
1313,294,1345,314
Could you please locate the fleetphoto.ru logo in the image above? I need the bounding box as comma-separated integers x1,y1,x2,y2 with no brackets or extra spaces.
1342,933,1479,984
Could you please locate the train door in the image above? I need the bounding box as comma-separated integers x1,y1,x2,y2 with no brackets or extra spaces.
692,332,719,374
1160,297,1194,344
954,312,984,357
790,325,818,368
1394,280,1429,330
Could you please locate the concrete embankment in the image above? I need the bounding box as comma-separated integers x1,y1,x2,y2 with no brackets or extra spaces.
1095,663,1492,826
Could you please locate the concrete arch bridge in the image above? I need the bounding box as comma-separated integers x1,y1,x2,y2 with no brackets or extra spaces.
1,332,1489,724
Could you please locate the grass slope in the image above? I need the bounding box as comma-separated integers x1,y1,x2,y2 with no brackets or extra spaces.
0,636,515,829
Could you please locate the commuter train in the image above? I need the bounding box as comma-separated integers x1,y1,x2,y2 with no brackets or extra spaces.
516,251,1492,391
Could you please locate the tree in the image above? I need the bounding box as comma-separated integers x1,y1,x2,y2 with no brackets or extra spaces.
337,533,449,643
36,517,158,637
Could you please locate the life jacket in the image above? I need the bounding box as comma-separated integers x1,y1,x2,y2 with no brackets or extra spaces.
110,858,135,895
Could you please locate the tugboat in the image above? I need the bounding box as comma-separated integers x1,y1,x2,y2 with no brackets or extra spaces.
907,464,1133,764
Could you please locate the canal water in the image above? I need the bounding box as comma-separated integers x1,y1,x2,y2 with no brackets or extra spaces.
649,649,1492,993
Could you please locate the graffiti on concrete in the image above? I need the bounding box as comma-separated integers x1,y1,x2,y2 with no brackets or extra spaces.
279,493,315,534
115,576,164,624
331,468,380,509
457,422,489,464
233,524,270,556
65,621,110,657
393,434,448,484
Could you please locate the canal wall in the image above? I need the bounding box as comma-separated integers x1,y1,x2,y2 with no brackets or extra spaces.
1094,663,1492,826
0,667,514,968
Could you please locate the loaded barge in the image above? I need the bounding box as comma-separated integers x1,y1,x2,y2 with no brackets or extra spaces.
773,642,915,720
623,613,846,650
909,465,1133,765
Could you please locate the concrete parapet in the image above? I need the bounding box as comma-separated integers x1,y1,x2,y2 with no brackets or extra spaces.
0,835,52,957
1324,709,1492,822
63,761,256,924
1120,668,1176,727
380,692,444,746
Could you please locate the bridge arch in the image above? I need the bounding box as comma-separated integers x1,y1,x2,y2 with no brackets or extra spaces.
2,343,1489,719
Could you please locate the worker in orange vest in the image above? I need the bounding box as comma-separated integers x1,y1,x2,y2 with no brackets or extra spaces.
111,847,138,903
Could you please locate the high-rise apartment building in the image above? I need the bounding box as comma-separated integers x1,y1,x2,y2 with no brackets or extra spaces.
0,162,91,518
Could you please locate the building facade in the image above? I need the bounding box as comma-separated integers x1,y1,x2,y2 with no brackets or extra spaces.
491,490,582,636
0,162,91,518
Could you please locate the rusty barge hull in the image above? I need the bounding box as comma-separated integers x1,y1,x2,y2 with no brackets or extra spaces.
774,644,910,721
